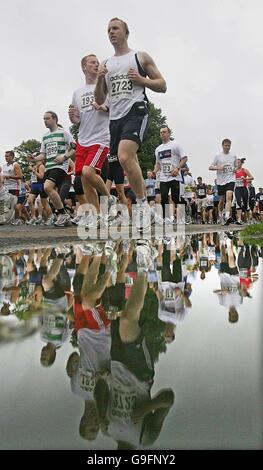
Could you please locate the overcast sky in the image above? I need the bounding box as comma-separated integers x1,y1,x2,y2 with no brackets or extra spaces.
1,0,262,187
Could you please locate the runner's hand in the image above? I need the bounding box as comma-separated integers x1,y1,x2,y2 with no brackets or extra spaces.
92,102,108,112
128,68,144,86
68,105,77,119
97,63,108,79
54,155,66,164
171,167,179,177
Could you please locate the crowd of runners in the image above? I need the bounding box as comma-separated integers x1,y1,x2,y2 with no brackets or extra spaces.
0,17,262,229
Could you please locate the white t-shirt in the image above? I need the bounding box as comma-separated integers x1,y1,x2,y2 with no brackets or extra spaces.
72,84,110,147
182,175,195,199
144,178,156,197
107,361,150,448
155,140,185,182
212,152,237,185
217,272,243,308
205,194,214,207
158,281,189,324
71,327,111,399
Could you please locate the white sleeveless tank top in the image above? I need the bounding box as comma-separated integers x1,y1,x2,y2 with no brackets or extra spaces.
2,162,20,191
105,50,148,120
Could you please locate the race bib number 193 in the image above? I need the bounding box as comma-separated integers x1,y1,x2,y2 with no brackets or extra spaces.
79,369,96,392
81,92,94,111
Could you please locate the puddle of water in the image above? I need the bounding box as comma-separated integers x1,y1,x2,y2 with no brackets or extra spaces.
0,233,262,450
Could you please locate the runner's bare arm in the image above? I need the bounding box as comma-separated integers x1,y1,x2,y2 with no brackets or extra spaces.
94,61,108,105
3,163,22,180
244,168,254,181
133,51,166,93
209,164,224,171
154,161,161,174
27,153,46,163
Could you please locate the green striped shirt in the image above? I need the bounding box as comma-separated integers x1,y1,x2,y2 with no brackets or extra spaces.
41,128,74,171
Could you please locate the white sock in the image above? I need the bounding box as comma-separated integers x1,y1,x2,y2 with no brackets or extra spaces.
138,267,148,275
0,188,6,198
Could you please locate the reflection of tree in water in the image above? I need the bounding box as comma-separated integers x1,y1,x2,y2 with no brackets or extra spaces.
70,327,78,348
139,288,166,363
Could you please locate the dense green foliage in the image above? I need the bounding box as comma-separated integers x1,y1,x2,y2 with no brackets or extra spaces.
139,287,167,363
14,139,41,180
138,102,169,176
13,102,169,180
241,222,263,246
69,123,80,142
241,222,263,237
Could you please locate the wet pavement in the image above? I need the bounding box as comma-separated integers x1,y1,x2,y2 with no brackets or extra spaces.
0,233,262,450
0,223,245,252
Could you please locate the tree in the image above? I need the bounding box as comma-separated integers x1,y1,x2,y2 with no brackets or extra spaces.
138,102,169,177
69,123,80,142
12,102,168,179
140,287,167,363
14,139,41,180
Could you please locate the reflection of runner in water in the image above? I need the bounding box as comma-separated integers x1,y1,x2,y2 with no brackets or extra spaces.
66,306,111,441
66,243,114,441
213,237,243,323
154,246,192,343
197,233,212,280
40,310,70,367
94,262,174,450
237,239,258,296
40,248,71,366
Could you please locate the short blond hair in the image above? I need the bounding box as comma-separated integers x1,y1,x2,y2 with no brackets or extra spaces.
109,17,129,36
81,54,97,72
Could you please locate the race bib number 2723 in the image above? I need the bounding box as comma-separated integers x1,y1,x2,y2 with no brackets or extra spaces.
110,78,133,102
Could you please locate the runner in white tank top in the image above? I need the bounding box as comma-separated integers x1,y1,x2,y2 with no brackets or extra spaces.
0,164,17,225
2,150,22,195
95,17,167,232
